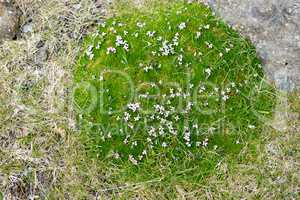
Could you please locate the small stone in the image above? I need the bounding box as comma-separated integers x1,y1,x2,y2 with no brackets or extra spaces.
22,22,33,33
0,2,19,41
35,42,49,64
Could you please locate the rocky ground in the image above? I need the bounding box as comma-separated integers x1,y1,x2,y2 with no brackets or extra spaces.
0,0,299,199
202,0,300,91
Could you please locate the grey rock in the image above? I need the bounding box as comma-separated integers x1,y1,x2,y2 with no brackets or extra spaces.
34,41,49,64
22,22,33,33
203,0,300,91
0,2,19,41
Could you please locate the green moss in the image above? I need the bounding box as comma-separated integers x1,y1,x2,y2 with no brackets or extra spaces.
74,2,276,184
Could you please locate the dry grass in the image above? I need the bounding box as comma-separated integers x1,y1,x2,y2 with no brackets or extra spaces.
0,0,109,198
0,0,299,199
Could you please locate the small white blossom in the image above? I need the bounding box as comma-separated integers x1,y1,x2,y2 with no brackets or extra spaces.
124,112,130,121
112,152,120,159
204,24,210,29
248,125,256,129
146,31,156,37
178,22,186,30
203,138,209,147
86,45,94,60
205,68,212,77
127,102,141,112
137,22,146,28
205,41,213,49
129,155,138,165
107,47,116,54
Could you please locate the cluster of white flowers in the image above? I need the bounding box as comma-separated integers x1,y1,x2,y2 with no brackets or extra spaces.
127,102,141,112
140,63,155,72
160,40,175,56
158,33,180,56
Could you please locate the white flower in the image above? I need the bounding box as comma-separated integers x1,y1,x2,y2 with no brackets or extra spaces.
199,86,206,93
222,95,229,101
123,43,129,51
202,138,209,147
124,112,130,121
99,75,104,81
134,115,141,121
248,125,256,129
159,40,175,56
137,22,146,28
184,127,191,143
147,31,156,37
192,123,198,129
178,22,186,30
142,150,147,155
196,32,201,39
107,47,116,54
127,102,140,112
162,142,167,148
116,35,124,46
112,152,120,159
86,45,94,60
129,155,138,165
205,41,213,49
204,24,210,29
178,54,183,65
205,68,212,77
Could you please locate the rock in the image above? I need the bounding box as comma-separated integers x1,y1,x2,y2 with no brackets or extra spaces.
0,2,19,41
22,21,33,33
34,41,49,64
202,0,300,91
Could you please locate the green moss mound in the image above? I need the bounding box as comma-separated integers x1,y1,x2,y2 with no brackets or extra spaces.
74,2,275,182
